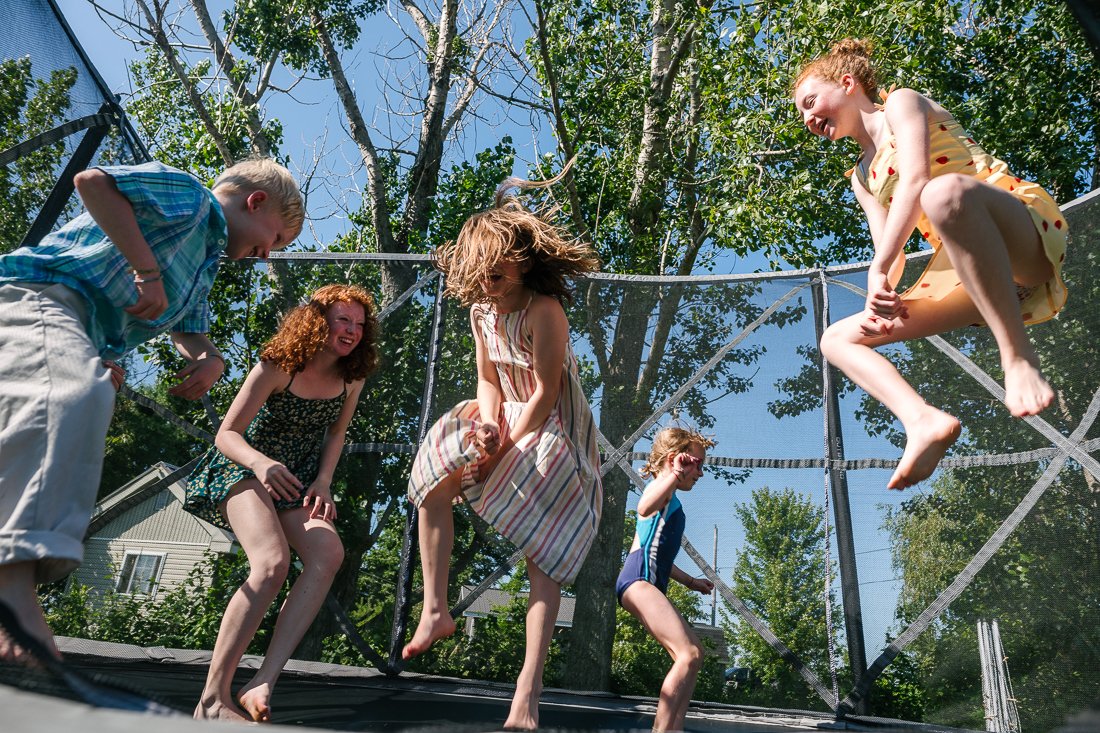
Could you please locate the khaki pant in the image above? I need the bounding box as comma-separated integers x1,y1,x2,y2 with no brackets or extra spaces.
0,283,115,583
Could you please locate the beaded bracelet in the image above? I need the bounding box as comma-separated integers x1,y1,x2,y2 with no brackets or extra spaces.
131,265,160,275
134,273,163,284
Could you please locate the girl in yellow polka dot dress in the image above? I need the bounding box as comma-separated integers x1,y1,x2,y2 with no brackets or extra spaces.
794,39,1068,490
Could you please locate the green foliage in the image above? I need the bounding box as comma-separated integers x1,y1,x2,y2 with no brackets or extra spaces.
0,57,78,253
724,487,843,711
43,551,289,654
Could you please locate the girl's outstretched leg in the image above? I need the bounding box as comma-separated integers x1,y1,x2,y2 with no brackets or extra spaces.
504,559,561,731
921,174,1056,418
620,582,704,733
237,510,344,722
402,471,464,660
0,562,58,664
820,289,983,489
194,480,290,722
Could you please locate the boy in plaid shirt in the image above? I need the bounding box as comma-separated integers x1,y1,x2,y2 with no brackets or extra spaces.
0,158,303,660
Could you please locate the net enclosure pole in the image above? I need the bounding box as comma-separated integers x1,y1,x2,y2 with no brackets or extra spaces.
388,273,448,672
811,274,869,714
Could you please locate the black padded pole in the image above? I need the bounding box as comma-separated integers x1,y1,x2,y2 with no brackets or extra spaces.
21,103,114,248
811,275,869,715
1065,0,1100,62
388,274,448,672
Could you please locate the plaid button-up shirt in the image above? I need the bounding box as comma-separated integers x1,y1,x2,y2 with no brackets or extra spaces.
0,162,228,359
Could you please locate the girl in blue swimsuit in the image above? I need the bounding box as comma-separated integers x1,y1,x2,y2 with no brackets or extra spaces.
616,427,715,733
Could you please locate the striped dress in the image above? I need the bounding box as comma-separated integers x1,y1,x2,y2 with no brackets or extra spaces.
407,300,602,585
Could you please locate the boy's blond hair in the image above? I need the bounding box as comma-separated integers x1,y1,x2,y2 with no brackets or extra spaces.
641,427,716,479
214,157,304,239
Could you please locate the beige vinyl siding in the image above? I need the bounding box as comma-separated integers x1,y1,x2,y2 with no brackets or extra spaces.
77,538,215,600
97,490,214,545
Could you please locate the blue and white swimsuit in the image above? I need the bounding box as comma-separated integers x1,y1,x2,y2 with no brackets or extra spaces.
616,493,685,601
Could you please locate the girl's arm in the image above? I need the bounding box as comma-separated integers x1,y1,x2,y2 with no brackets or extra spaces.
302,378,366,522
864,88,934,317
215,361,301,501
472,308,505,453
670,565,714,594
505,296,567,447
636,471,679,518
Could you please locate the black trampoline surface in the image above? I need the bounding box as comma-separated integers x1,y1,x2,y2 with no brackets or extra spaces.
0,637,986,733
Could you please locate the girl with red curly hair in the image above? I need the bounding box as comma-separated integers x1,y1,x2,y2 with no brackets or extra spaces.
794,39,1067,490
185,283,378,722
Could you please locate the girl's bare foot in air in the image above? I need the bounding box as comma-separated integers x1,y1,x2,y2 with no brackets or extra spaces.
401,611,456,660
193,696,252,722
889,408,962,490
238,681,274,722
1003,357,1054,417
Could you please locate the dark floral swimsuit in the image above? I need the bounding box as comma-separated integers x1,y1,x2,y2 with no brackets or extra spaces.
184,374,347,531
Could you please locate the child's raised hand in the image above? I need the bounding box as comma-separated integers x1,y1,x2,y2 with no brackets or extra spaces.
475,421,501,456
254,458,303,501
672,452,700,476
124,277,169,321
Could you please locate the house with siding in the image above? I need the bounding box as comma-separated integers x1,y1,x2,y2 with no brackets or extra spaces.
75,462,238,600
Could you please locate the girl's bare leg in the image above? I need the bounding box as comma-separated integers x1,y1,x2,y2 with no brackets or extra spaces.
237,510,344,722
620,582,704,733
504,559,561,731
402,470,464,660
194,480,289,722
820,288,983,489
921,174,1055,418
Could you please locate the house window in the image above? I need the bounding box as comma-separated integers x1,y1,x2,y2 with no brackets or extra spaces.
152,491,171,512
115,552,165,596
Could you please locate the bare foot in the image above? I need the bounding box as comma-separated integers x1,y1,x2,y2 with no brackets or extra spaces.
889,408,961,490
401,611,456,660
1003,358,1053,417
238,682,273,723
193,697,252,722
503,684,540,730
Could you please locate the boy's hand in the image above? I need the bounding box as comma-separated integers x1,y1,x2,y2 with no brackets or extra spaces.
125,278,169,321
103,360,125,391
168,356,224,400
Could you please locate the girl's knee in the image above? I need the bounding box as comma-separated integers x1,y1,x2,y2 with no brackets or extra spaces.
250,553,291,591
317,536,345,574
820,321,855,359
920,174,972,222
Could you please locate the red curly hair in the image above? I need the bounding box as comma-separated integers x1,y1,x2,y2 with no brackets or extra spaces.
260,284,379,382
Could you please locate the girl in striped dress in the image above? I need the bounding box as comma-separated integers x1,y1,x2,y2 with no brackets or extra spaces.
403,176,602,730
794,39,1068,490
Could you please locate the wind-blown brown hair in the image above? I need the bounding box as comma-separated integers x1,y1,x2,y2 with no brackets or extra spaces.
794,38,879,100
260,284,379,381
641,427,716,479
434,160,600,307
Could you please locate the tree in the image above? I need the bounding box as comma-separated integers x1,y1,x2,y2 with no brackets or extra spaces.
724,487,842,711
0,57,79,253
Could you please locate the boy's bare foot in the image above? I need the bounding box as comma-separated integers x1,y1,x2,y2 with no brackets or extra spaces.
503,686,540,731
889,409,961,490
238,682,273,722
401,612,456,660
1003,358,1053,417
193,697,252,722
